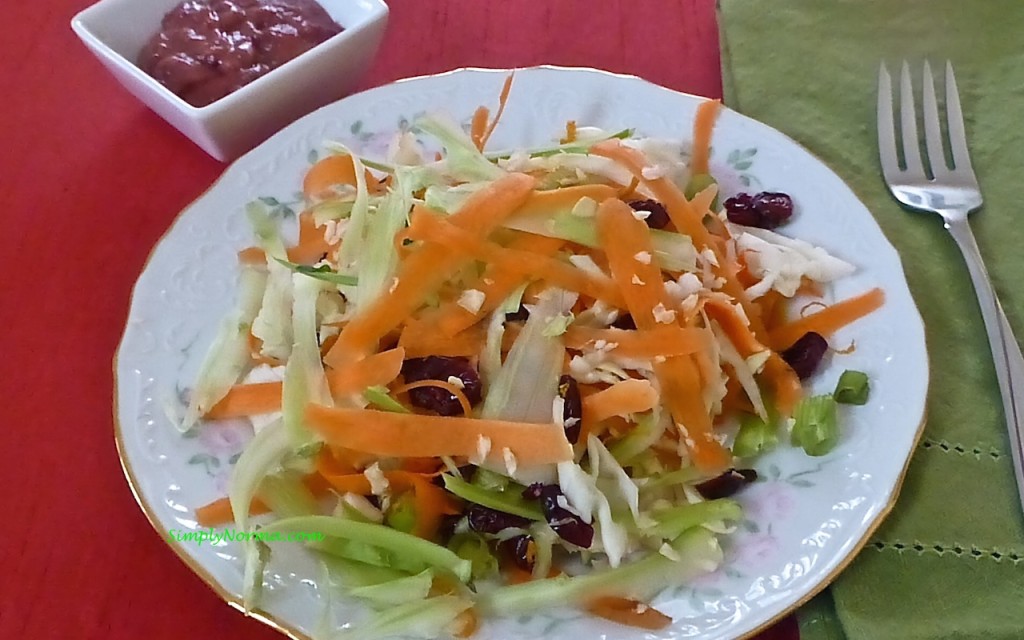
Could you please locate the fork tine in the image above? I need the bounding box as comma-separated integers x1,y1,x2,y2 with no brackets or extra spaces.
920,60,949,178
877,63,901,180
899,61,926,179
944,61,976,175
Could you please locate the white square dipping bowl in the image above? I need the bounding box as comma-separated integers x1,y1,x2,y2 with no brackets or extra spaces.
71,0,389,161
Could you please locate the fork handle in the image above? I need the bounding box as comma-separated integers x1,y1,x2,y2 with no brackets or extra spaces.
946,217,1024,514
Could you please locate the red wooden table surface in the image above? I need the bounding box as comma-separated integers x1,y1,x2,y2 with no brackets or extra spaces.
0,1,797,638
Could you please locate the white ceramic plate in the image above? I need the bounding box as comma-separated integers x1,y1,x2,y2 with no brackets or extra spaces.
115,66,928,640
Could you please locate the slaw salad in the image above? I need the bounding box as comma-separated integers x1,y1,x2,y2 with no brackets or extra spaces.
179,74,884,638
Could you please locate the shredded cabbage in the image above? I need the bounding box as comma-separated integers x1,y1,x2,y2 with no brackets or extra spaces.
182,264,267,431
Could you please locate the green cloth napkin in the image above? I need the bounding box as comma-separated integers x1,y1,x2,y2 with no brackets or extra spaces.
717,1,1024,638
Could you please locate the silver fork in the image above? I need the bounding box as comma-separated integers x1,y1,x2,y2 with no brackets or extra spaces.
878,61,1024,513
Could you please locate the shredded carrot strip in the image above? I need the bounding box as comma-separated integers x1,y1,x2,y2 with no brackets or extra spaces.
757,290,786,330
317,447,359,475
617,176,640,200
703,298,767,358
194,472,328,526
247,332,284,367
560,119,578,144
205,382,282,419
689,182,719,218
399,320,485,358
690,99,722,175
422,233,563,337
592,141,713,252
302,154,381,201
768,288,885,350
451,608,480,638
470,106,490,150
327,347,407,395
287,211,334,265
503,562,561,585
479,71,515,150
583,379,659,423
594,198,730,471
510,183,619,219
239,213,334,266
720,375,755,416
305,404,574,465
563,325,709,359
324,173,536,367
195,496,269,527
407,473,462,539
206,348,406,418
393,379,473,417
408,207,625,306
238,246,266,265
585,597,672,631
316,468,459,539
592,140,804,413
401,457,445,474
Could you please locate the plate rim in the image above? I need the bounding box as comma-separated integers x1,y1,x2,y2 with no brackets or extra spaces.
112,63,930,640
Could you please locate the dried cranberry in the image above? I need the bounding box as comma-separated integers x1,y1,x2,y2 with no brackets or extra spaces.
401,356,483,416
753,192,794,226
724,191,794,229
722,193,761,226
781,331,829,380
467,505,531,534
527,484,593,548
436,514,462,543
695,468,758,499
628,199,671,229
610,313,637,330
498,534,536,571
558,375,583,444
521,483,545,500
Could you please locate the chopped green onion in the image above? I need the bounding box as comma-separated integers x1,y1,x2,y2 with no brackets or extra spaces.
312,537,424,573
638,467,704,492
447,532,499,580
386,491,418,534
732,412,779,458
246,201,288,259
833,369,870,405
479,527,722,615
257,471,319,519
274,258,358,285
241,539,270,611
332,595,472,640
645,499,743,540
321,556,410,588
363,386,411,413
684,173,720,209
471,467,511,492
609,411,665,465
264,515,472,582
791,395,840,456
346,569,435,607
442,474,544,521
541,312,574,337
